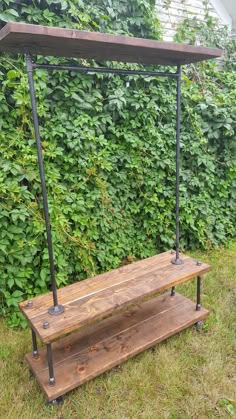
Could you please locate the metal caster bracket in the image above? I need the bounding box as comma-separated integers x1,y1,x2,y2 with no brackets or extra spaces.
195,320,204,331
47,396,64,406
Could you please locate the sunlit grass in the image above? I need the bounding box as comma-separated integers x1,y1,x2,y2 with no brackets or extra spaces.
0,243,236,418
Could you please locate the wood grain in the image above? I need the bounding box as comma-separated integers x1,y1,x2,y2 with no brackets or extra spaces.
0,22,222,65
25,292,209,401
19,251,211,343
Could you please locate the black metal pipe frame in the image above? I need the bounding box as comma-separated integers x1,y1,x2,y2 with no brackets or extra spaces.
26,55,184,315
35,63,183,267
171,65,183,265
32,63,179,78
46,343,55,386
31,329,39,359
196,276,201,311
25,53,64,316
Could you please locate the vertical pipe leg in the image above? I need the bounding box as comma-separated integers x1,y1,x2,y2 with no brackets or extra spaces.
171,65,183,266
171,286,175,296
31,329,39,359
196,276,201,311
47,343,55,386
25,53,64,316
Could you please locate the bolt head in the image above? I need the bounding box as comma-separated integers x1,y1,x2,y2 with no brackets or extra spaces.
196,260,202,266
43,320,49,329
49,377,55,386
27,300,33,307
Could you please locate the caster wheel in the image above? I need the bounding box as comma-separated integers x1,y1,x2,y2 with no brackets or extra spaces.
47,396,64,406
195,320,204,331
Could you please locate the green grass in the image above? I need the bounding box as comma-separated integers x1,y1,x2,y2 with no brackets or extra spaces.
0,244,236,419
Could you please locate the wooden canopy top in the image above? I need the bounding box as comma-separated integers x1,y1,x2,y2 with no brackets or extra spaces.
0,22,222,66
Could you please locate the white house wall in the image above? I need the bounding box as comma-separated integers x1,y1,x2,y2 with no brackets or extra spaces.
156,0,231,41
210,0,233,28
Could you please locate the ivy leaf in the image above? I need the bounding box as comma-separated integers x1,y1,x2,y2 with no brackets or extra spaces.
40,268,49,283
7,278,14,289
0,9,19,22
7,70,19,80
12,290,23,298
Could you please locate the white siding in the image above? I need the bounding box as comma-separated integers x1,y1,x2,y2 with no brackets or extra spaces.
211,0,233,28
156,0,229,41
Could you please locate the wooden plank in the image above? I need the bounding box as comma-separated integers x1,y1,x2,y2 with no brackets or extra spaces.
26,292,185,374
25,292,209,401
0,22,222,65
20,251,211,343
21,251,173,315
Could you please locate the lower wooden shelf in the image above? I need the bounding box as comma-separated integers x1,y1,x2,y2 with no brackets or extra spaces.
26,292,209,401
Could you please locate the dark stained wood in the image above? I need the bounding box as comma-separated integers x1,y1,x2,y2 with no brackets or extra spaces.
19,251,211,343
0,22,222,65
21,250,173,316
25,292,209,401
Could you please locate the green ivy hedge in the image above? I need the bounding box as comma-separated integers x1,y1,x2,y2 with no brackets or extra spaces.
0,0,235,327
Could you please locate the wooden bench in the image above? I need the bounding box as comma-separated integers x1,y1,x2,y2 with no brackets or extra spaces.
19,250,210,401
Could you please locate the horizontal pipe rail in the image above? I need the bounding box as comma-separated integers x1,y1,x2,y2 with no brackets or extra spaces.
32,63,179,78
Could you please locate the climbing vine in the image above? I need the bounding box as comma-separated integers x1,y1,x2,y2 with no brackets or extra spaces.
0,0,235,326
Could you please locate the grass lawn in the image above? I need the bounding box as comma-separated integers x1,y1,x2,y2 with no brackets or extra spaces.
0,244,236,419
